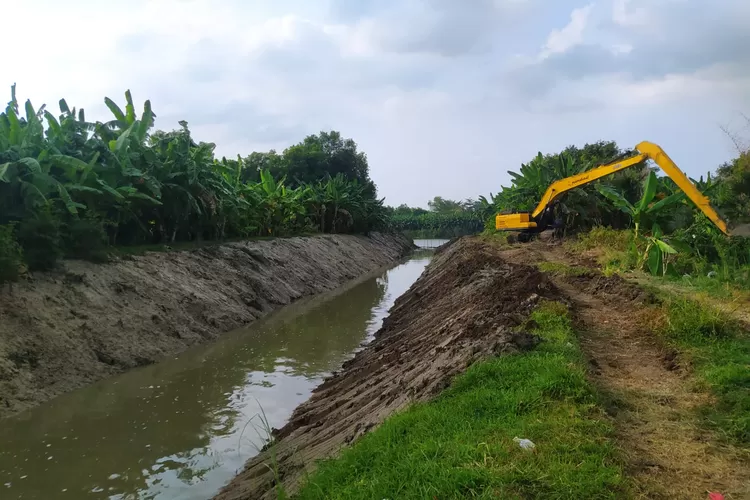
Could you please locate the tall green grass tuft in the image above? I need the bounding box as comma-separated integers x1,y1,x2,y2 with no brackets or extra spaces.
573,226,631,252
569,226,637,275
295,302,626,499
656,298,750,444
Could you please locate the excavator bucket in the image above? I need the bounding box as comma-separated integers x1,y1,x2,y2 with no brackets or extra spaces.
730,224,750,237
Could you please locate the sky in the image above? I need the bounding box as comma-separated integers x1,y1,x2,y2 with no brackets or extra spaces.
2,0,749,208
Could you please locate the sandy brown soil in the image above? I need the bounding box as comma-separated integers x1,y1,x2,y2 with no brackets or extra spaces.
214,238,562,500
500,242,750,499
217,237,749,500
0,233,413,418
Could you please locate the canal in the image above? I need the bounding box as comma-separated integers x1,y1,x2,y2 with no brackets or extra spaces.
0,244,445,500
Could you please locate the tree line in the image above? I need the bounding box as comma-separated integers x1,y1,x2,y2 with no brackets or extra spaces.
0,86,388,280
387,197,486,239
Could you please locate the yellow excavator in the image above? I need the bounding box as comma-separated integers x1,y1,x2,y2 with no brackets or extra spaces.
495,141,750,241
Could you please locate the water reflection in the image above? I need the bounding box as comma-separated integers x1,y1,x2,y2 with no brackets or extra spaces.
413,239,449,249
0,251,432,500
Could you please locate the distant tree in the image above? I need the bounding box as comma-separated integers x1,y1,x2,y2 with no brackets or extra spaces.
241,151,283,183
716,151,750,222
427,196,465,214
563,140,626,168
392,204,428,216
279,131,372,188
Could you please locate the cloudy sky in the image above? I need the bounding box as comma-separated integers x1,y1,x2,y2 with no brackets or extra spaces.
3,0,749,207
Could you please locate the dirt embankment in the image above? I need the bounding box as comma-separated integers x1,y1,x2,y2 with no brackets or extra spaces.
215,238,561,500
0,233,413,418
217,237,750,500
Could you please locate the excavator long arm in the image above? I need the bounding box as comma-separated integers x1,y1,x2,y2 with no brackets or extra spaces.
496,141,749,237
529,152,648,219
635,141,730,235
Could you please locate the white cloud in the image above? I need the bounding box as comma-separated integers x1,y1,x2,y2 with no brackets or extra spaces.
1,0,748,207
612,0,648,27
543,4,594,56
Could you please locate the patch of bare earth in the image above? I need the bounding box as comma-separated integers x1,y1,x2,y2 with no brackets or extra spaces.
499,241,750,499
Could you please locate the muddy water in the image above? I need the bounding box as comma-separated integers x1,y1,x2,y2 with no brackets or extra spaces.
0,250,436,500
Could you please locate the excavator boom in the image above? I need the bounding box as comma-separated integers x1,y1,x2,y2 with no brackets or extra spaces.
496,141,748,237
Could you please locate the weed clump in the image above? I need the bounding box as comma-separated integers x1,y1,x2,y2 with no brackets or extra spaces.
574,226,631,252
662,298,739,343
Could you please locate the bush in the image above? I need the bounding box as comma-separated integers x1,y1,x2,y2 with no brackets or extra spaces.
17,212,63,271
0,224,23,285
63,216,109,262
670,212,750,284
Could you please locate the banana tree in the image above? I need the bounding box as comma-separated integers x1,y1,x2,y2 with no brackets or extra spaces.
642,223,678,276
597,170,685,239
301,181,327,233
100,90,155,141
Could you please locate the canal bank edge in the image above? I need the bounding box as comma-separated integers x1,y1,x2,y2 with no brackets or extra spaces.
0,232,415,418
214,237,559,500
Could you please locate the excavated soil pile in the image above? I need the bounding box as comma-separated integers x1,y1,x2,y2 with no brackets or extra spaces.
215,238,561,500
0,233,413,417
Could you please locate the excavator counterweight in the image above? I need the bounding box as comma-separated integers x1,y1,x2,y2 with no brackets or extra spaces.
495,141,750,238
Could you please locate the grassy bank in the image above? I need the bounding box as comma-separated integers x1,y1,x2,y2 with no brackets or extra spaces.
294,302,627,499
644,297,750,445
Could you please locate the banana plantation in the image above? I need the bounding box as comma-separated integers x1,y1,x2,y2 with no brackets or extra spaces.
0,86,388,275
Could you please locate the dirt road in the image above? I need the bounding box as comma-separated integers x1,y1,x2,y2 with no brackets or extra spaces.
216,237,750,500
506,242,750,499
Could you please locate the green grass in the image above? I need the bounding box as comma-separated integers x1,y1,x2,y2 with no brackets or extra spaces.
571,227,630,253
537,261,592,278
657,298,750,444
658,270,750,300
295,302,626,499
668,274,737,299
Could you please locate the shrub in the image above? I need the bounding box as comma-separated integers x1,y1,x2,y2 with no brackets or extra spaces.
63,216,109,262
0,224,23,285
17,212,63,271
